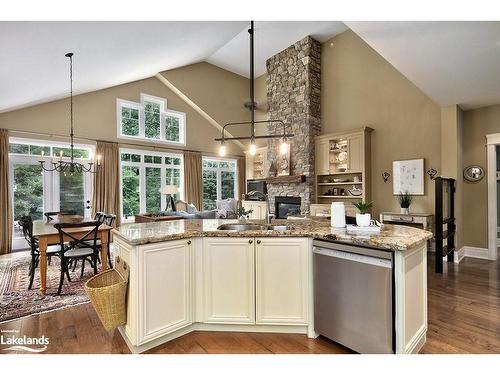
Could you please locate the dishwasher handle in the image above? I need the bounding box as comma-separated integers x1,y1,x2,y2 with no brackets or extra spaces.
313,247,393,269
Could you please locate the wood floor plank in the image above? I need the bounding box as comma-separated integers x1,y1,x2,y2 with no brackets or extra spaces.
1,255,499,354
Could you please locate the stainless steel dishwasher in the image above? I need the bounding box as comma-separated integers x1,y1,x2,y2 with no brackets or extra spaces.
313,240,394,354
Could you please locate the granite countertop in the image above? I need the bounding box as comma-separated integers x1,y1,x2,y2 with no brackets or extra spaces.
112,218,433,251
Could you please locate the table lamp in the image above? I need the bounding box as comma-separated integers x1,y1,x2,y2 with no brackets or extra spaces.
161,185,179,212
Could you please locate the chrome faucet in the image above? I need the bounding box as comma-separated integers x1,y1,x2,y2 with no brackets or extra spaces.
247,190,273,224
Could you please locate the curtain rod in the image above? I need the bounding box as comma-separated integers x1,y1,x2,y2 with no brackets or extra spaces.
5,128,244,159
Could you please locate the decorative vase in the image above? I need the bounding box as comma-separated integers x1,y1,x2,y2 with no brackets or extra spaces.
400,207,410,215
356,213,371,227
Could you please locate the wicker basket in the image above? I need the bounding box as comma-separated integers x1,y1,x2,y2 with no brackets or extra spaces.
85,256,129,331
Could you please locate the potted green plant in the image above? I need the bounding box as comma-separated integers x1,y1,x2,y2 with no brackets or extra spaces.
398,192,413,215
237,207,253,222
352,201,373,227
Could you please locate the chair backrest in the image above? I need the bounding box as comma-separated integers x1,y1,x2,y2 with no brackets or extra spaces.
18,216,37,253
94,212,105,222
103,213,116,227
175,200,187,212
53,221,102,254
44,211,77,221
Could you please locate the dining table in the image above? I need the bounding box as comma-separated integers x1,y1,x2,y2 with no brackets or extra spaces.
32,215,113,295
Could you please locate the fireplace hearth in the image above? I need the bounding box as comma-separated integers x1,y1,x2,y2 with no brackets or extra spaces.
275,196,301,219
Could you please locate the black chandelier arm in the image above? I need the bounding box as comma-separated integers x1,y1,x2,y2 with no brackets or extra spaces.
39,159,99,174
215,120,292,142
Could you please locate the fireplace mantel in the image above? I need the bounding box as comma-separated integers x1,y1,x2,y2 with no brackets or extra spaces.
265,175,306,184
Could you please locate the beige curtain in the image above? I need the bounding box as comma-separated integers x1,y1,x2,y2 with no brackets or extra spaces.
92,141,121,226
0,129,12,255
237,156,246,201
183,151,202,210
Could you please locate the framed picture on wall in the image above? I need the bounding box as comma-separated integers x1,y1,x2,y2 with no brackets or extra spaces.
392,158,425,195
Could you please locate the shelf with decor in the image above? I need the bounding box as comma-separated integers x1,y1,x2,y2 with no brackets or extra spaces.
245,146,268,180
317,182,364,186
314,127,372,213
317,195,362,199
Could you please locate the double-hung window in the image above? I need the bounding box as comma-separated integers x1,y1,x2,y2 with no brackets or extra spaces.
120,149,183,220
202,157,238,210
8,138,94,250
117,94,186,145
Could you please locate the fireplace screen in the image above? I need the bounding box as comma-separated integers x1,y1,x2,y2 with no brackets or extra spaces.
275,196,301,219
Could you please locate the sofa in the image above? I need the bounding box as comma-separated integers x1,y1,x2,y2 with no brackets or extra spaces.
154,198,238,220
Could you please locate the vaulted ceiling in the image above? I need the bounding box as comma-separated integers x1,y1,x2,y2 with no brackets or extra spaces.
0,21,346,113
345,21,500,110
1,21,500,113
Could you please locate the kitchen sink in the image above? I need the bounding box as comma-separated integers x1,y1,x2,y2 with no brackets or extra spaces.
217,224,293,231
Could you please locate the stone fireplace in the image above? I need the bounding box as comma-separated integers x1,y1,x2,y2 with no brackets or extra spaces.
265,36,321,215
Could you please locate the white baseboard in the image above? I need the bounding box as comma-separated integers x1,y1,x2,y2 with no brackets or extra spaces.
454,247,465,263
457,246,490,261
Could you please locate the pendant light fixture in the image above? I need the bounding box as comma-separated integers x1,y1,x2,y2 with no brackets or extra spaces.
39,53,100,174
215,21,293,156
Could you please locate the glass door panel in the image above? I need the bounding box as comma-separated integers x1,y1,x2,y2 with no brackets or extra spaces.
221,171,235,200
59,171,85,216
122,166,140,218
202,169,217,210
145,167,161,213
12,163,44,239
165,167,181,201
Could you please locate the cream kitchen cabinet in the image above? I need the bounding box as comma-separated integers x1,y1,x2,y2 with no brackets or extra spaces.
242,200,267,220
202,237,255,324
346,134,362,172
113,237,193,347
255,237,309,325
137,240,192,345
315,138,331,175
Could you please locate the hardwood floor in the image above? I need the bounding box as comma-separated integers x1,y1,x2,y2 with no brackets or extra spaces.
1,256,499,354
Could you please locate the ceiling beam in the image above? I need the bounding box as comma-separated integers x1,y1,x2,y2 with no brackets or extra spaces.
154,73,245,150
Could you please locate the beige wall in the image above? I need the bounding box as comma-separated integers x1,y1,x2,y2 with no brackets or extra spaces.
0,62,248,157
160,62,251,142
321,30,442,217
463,104,500,248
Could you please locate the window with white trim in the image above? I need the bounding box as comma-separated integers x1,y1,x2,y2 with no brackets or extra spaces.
120,148,184,219
117,93,186,145
202,157,237,210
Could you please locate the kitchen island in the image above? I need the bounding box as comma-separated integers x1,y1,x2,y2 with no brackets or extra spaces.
112,218,432,354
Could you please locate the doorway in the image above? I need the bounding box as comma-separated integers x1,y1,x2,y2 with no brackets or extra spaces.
486,133,500,260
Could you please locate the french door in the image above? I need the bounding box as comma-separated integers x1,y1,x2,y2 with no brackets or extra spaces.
10,155,92,250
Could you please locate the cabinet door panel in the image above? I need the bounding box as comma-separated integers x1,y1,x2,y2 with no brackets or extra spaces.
203,238,255,324
138,240,191,344
256,238,309,325
315,139,330,175
347,135,362,172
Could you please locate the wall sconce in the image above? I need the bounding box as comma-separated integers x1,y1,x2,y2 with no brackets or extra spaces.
382,172,390,182
427,168,437,180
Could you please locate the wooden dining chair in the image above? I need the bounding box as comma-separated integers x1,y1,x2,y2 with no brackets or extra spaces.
18,216,63,290
102,214,116,268
53,221,102,295
44,211,77,221
94,212,105,222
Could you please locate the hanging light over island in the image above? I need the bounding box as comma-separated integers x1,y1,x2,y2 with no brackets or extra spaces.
215,21,293,157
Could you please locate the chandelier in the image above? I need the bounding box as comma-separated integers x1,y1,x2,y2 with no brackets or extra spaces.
214,21,294,157
39,53,100,174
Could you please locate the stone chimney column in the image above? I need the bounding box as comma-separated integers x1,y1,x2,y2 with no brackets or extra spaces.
265,36,321,214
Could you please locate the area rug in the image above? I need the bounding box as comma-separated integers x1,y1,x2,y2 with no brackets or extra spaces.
0,252,109,323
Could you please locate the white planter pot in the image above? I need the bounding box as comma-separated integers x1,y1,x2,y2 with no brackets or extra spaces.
356,213,371,227
400,207,410,215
